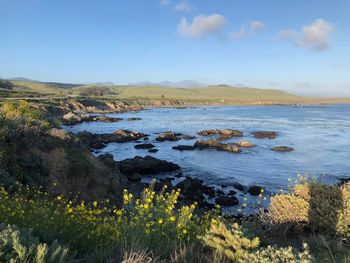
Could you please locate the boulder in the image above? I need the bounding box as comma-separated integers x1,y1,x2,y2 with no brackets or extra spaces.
62,112,123,125
198,129,243,137
194,139,241,153
172,145,196,151
272,146,294,152
118,156,180,175
148,149,159,153
127,117,142,121
235,141,256,147
182,135,196,140
248,186,264,196
232,182,245,192
215,195,239,206
252,131,278,139
175,177,214,204
156,131,182,142
134,143,155,149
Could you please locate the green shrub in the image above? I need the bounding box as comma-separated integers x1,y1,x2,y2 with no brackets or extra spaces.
0,224,69,263
265,181,350,237
0,184,216,261
201,222,313,263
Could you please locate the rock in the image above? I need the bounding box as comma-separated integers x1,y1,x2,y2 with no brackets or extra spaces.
248,186,264,196
215,195,239,206
216,190,225,196
97,153,117,170
118,156,180,175
79,129,148,148
156,131,182,142
148,149,159,153
172,145,196,151
198,129,243,137
182,135,196,140
217,134,234,141
128,173,142,182
134,143,155,149
175,177,215,203
154,178,173,191
194,139,241,153
127,117,142,121
272,146,294,152
228,190,236,196
235,141,256,147
232,182,245,192
252,131,278,139
62,112,123,125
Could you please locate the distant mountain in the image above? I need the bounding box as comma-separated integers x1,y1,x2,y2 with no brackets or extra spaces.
130,80,206,88
87,82,115,86
8,77,40,83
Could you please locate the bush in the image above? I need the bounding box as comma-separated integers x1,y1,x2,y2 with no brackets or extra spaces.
0,184,216,261
0,224,69,263
264,181,350,237
0,80,13,90
201,222,313,263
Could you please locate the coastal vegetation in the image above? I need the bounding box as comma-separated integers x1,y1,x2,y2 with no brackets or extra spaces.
0,100,349,262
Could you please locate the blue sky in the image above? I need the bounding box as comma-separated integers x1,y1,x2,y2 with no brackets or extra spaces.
1,0,350,97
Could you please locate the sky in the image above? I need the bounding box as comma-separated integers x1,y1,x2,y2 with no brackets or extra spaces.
1,0,350,97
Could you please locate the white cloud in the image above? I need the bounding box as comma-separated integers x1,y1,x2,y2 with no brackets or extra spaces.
230,26,246,40
229,20,265,40
175,1,193,12
177,14,226,38
278,19,332,51
250,20,265,34
160,0,171,5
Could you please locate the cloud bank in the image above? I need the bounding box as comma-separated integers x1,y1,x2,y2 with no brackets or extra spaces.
230,20,265,40
177,14,226,38
279,19,332,51
175,1,193,12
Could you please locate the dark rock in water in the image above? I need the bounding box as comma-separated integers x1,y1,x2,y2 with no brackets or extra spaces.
228,190,236,196
217,134,234,141
78,129,148,148
156,131,182,142
272,146,294,152
148,149,159,153
62,112,123,125
198,201,215,210
248,186,264,196
194,139,241,153
127,117,142,121
235,141,256,147
198,129,243,137
118,155,180,175
215,195,239,206
98,153,117,170
134,143,155,149
252,131,278,139
232,182,245,192
182,135,196,140
175,177,214,203
91,141,106,149
172,145,196,151
143,137,149,141
216,189,225,196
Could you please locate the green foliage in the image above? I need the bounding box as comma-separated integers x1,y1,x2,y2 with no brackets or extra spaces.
201,222,313,263
0,184,216,261
265,181,350,237
0,223,69,263
1,100,41,120
0,80,14,90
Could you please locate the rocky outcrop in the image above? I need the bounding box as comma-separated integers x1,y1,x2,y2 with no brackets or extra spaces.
175,177,215,203
194,139,241,153
272,146,294,152
172,145,196,151
235,141,256,147
215,195,239,206
127,117,142,121
62,112,122,125
252,131,278,139
198,129,243,138
156,131,182,142
134,143,155,149
248,186,264,196
78,129,148,149
182,135,196,140
118,156,180,175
